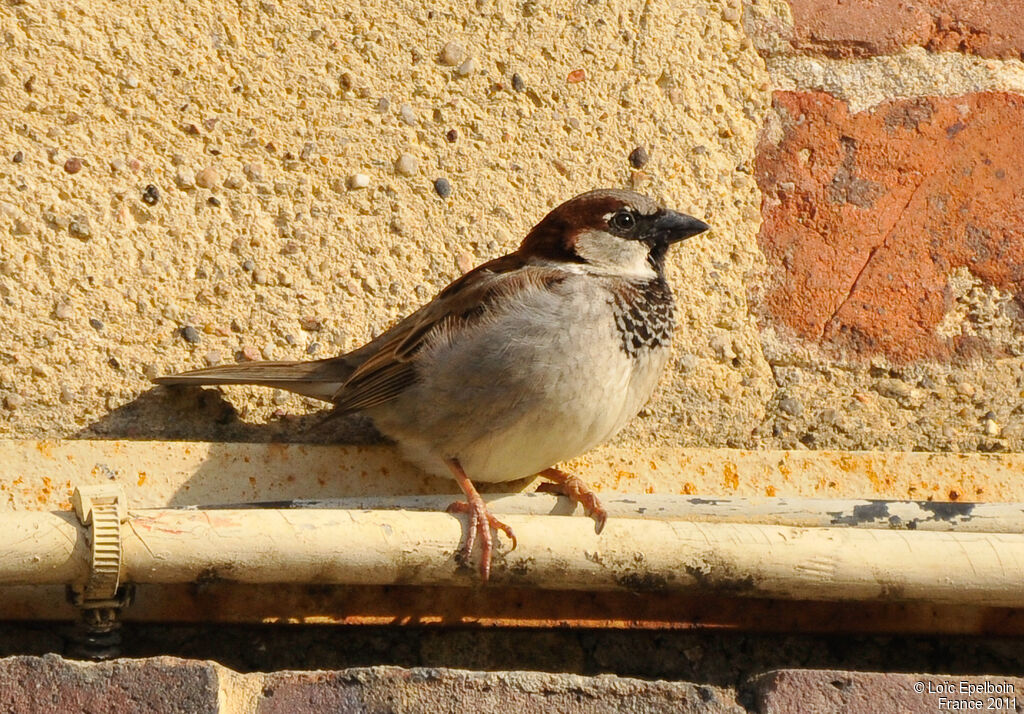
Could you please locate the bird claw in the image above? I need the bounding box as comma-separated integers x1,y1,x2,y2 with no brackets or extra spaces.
537,469,608,534
447,499,516,581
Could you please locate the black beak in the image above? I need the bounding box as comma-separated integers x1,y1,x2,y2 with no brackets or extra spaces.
651,210,710,244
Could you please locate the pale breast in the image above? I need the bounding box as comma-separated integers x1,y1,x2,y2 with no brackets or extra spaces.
367,273,675,482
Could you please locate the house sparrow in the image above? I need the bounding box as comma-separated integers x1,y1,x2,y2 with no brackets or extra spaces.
156,189,709,579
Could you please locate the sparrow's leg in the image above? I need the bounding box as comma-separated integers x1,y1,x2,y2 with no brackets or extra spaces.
536,468,608,534
445,458,517,581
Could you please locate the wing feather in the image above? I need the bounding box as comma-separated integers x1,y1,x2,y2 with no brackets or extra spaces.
154,358,359,402
332,255,567,413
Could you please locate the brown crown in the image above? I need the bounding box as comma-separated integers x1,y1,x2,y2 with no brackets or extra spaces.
517,189,659,261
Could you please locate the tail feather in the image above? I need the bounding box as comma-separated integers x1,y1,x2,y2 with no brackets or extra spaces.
154,358,355,402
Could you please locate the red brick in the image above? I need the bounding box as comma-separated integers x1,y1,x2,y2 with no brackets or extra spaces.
0,655,219,714
256,666,744,714
787,0,1024,59
755,91,1024,361
752,669,1024,714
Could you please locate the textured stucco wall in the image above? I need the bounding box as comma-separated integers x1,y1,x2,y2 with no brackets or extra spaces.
2,0,1024,458
0,0,771,448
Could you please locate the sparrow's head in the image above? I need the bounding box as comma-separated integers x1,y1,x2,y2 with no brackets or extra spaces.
518,189,710,277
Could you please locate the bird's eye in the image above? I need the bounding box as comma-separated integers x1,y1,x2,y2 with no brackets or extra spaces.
609,210,636,232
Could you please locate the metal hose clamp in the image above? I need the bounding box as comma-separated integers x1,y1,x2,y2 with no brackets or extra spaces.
72,484,127,603
68,485,131,660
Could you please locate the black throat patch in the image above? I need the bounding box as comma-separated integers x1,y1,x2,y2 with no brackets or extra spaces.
610,276,676,358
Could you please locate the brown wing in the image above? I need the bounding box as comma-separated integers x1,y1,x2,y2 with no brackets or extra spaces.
332,254,567,413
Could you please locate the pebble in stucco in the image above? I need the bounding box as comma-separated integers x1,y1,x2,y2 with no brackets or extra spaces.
180,326,201,344
439,41,464,66
779,397,804,417
433,177,452,198
395,153,418,176
195,167,219,188
399,104,417,126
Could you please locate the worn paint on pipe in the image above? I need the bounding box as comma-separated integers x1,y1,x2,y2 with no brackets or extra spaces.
201,493,1024,533
120,509,1024,603
7,507,1024,605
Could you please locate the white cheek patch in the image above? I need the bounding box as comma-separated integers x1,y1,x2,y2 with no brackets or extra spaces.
573,229,656,278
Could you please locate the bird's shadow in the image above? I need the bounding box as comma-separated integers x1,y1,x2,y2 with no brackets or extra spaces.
72,385,383,445
69,386,532,509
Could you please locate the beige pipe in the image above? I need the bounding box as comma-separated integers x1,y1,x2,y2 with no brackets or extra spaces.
6,506,1024,605
0,511,89,584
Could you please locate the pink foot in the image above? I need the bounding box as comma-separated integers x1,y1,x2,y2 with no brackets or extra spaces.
445,458,517,581
537,468,608,534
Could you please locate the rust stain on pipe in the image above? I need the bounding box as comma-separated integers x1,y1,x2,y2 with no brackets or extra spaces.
124,584,1024,635
4,583,1024,636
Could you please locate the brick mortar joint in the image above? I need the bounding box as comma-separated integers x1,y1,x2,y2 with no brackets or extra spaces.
215,663,265,714
764,50,1024,112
